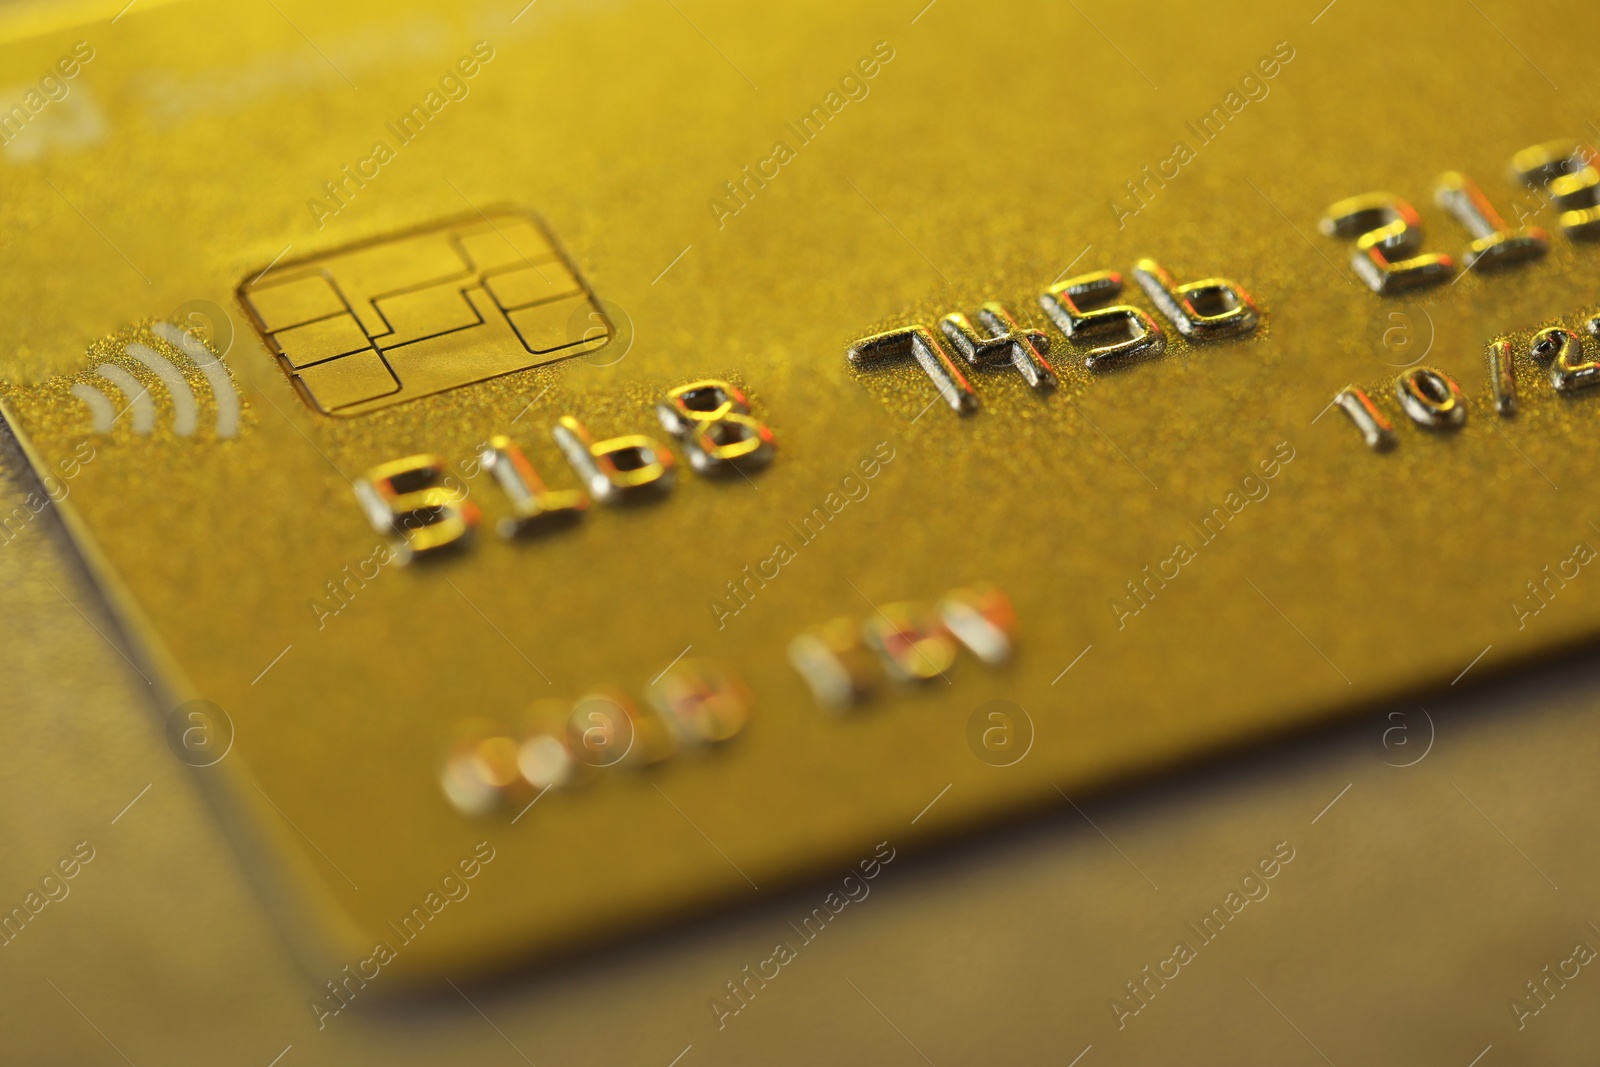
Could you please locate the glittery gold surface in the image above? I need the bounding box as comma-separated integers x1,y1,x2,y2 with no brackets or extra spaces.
2,0,1600,1052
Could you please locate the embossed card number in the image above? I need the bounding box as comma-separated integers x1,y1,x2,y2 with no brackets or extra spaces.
356,379,774,561
850,257,1259,415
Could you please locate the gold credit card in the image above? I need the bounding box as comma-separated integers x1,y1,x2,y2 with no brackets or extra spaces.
4,0,1600,988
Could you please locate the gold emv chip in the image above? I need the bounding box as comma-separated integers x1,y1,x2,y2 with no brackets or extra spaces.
238,212,609,416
